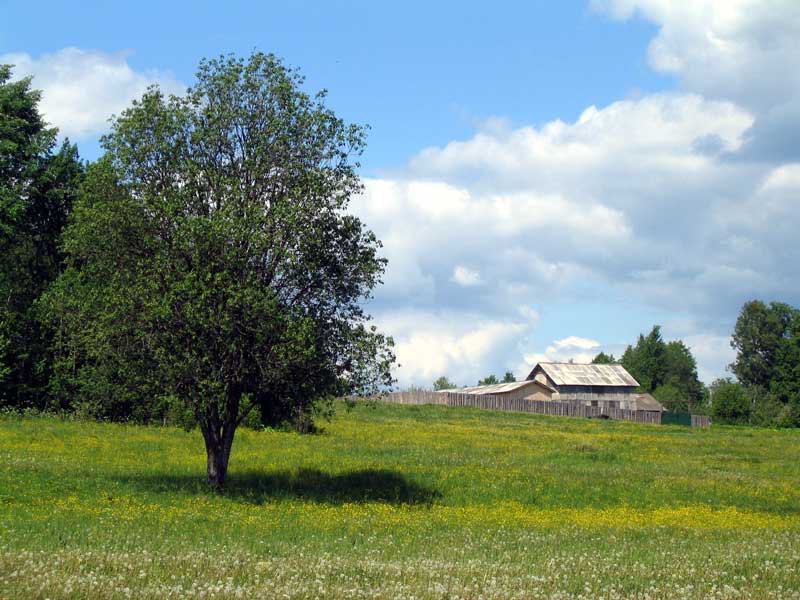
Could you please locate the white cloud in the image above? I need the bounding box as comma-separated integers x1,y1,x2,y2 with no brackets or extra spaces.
594,0,800,110
517,336,604,370
1,48,185,139
373,310,528,387
593,0,800,160
550,336,602,351
356,92,771,326
451,265,482,287
352,7,800,386
682,334,736,384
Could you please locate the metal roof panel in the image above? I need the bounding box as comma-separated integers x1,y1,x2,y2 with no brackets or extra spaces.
531,362,639,387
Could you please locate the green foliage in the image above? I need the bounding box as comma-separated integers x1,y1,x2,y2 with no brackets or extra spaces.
653,383,687,412
711,379,751,425
432,376,455,391
730,300,798,388
478,374,499,385
724,300,800,427
0,64,84,408
621,326,705,412
501,370,515,383
621,326,667,392
591,352,616,364
769,312,800,426
41,53,394,486
0,326,11,385
747,386,786,427
662,340,705,409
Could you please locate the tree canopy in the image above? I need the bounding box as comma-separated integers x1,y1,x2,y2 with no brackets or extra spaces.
591,352,616,365
42,53,394,486
730,300,798,388
710,378,751,425
620,326,705,411
433,376,455,391
0,64,83,408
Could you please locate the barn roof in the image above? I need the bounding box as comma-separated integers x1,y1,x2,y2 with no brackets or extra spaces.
528,362,639,387
633,393,664,412
440,379,554,395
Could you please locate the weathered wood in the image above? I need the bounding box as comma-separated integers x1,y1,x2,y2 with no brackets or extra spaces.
691,414,711,428
368,391,696,426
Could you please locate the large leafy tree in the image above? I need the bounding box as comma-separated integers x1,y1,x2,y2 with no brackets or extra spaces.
710,378,751,425
657,340,705,411
621,326,667,392
770,312,800,426
621,326,705,411
0,65,83,407
730,300,797,388
44,53,394,487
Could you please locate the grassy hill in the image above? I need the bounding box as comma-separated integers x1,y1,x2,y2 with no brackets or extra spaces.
1,402,799,598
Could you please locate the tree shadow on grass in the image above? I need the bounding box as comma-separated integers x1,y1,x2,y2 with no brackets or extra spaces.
118,468,441,506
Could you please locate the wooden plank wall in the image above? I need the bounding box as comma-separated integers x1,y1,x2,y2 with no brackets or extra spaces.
691,414,712,429
373,391,708,427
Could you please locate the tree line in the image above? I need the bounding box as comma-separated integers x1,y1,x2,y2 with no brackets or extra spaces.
593,326,706,413
611,302,800,426
429,302,800,427
0,54,395,486
713,301,800,427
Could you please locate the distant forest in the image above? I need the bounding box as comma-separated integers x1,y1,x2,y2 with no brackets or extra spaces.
433,300,800,427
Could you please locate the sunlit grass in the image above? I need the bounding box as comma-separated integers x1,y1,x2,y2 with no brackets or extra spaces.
1,402,799,598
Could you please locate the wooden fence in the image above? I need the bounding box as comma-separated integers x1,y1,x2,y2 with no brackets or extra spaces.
374,391,709,427
691,414,712,429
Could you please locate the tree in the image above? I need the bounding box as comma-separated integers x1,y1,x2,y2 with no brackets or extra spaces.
0,64,83,408
478,374,499,385
621,326,667,392
592,352,616,364
770,312,800,426
710,378,751,424
653,383,687,412
501,371,515,383
433,376,455,391
619,326,704,411
730,300,797,388
43,53,394,487
662,340,704,409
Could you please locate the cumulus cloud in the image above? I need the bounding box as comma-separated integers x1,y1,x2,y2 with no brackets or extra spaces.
1,48,185,139
373,309,529,387
593,0,800,160
550,337,602,352
451,266,482,287
514,337,604,373
357,93,781,325
354,2,800,386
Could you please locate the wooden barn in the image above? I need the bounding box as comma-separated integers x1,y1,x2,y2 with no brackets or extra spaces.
445,362,664,413
442,379,555,401
526,362,641,410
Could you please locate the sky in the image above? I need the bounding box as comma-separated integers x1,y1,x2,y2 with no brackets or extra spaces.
2,0,799,387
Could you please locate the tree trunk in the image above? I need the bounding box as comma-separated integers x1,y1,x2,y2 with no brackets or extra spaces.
205,437,229,488
202,384,242,488
204,430,235,489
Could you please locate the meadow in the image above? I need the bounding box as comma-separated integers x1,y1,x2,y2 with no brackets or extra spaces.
1,401,799,599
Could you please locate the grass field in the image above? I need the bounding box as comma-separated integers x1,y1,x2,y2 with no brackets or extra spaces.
1,402,800,599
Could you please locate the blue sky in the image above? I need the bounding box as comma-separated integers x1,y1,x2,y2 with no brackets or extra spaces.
3,1,799,386
1,1,668,167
